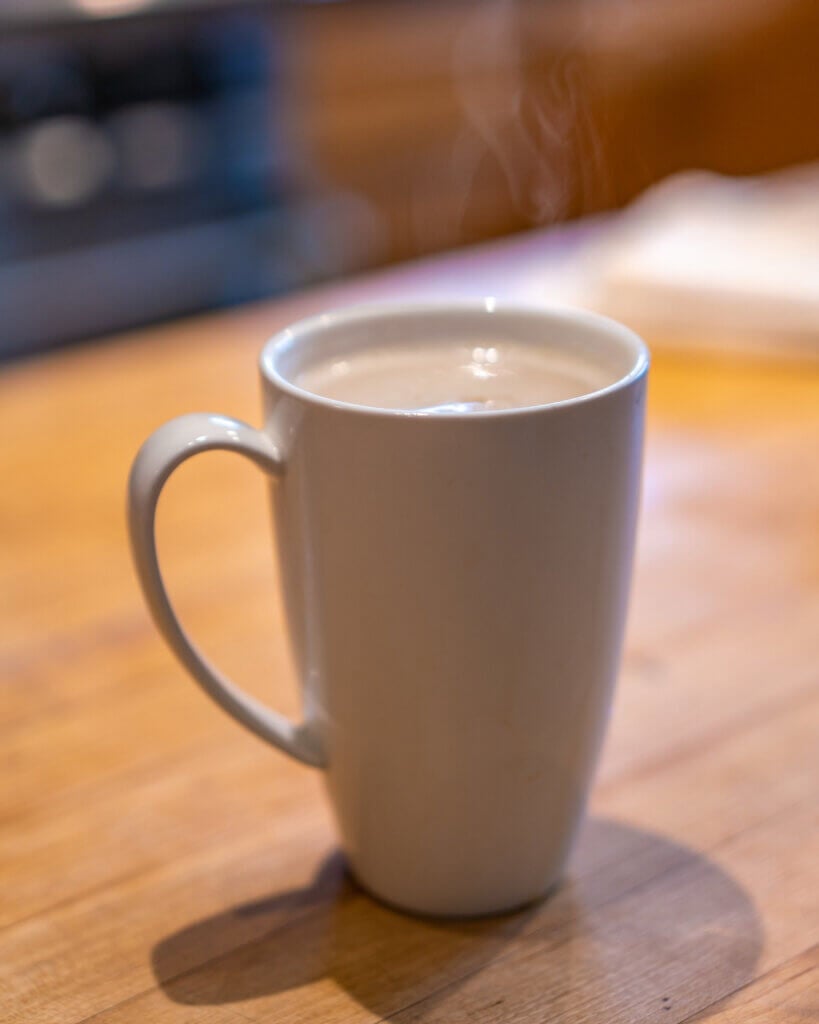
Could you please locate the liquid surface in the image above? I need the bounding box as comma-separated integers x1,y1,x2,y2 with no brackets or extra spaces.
296,340,607,413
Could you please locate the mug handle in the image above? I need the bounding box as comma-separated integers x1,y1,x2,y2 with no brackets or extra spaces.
127,412,326,769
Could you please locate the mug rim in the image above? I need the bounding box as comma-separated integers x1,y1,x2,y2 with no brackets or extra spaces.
259,299,650,419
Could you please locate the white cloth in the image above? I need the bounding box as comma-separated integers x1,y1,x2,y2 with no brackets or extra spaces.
515,165,819,357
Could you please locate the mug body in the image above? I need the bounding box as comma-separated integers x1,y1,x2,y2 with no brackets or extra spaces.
261,303,648,917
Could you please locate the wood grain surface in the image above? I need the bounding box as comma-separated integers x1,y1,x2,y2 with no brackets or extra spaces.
1,238,817,1023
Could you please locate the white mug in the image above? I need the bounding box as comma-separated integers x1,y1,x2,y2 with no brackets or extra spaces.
129,301,649,917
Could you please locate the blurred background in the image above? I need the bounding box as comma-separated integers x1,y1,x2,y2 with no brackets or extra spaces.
1,0,817,360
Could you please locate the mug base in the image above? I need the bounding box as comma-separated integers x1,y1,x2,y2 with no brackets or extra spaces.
347,863,563,921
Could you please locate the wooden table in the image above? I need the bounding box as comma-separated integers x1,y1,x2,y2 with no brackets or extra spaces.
2,236,817,1023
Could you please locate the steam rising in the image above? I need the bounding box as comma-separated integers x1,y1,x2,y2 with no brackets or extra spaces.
414,0,609,250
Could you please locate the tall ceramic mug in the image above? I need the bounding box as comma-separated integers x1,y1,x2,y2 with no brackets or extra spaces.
128,302,649,917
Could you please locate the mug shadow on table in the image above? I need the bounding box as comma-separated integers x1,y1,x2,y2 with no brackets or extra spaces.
151,818,763,1021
